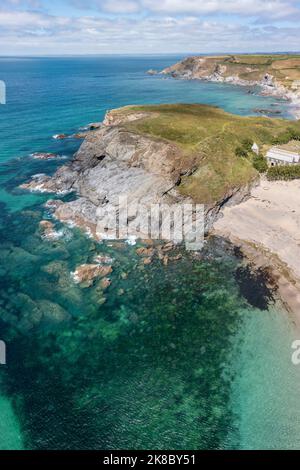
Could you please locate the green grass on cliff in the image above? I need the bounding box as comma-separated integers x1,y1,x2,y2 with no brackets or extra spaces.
113,104,300,203
222,55,300,86
168,54,300,89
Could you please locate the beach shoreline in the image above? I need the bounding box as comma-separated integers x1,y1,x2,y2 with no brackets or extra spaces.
213,177,300,324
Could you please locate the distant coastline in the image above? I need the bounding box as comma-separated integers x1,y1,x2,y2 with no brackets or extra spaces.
157,54,300,119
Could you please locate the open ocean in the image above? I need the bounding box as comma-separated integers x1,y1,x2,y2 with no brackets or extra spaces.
0,55,300,450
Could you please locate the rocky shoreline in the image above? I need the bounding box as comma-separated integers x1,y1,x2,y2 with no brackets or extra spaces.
20,103,300,320
159,56,300,119
20,108,254,243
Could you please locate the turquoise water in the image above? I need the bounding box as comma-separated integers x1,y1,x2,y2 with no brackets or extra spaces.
0,56,299,450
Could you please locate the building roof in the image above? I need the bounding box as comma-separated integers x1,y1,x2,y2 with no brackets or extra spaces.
266,147,300,163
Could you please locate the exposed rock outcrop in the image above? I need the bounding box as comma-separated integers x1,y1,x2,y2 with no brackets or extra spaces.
31,152,58,160
21,107,254,244
161,55,300,117
71,264,113,286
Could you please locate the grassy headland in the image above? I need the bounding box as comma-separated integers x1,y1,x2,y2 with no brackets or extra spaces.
111,104,300,203
162,54,300,91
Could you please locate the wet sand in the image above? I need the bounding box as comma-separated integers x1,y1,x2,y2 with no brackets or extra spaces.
213,178,300,323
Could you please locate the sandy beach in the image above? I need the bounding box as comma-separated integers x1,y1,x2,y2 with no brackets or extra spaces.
213,177,300,321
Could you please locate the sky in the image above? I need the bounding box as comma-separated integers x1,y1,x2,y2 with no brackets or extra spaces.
0,0,300,55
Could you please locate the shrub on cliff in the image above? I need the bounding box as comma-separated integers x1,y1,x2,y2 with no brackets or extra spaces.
272,128,300,145
253,155,268,173
235,139,255,159
267,164,300,180
235,146,248,158
272,132,292,145
288,127,300,141
241,138,254,152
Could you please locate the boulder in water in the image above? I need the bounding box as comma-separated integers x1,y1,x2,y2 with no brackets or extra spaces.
31,152,58,160
71,264,113,287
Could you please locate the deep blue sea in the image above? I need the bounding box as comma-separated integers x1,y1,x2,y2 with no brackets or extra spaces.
0,56,300,450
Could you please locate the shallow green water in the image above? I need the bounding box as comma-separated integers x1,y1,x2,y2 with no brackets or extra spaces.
0,396,23,450
0,209,244,449
0,200,299,449
0,56,300,450
228,308,300,450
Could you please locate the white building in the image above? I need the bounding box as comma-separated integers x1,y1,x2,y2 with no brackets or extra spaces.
252,142,259,155
266,147,300,166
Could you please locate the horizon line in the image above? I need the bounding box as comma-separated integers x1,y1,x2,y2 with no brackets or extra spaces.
0,51,300,59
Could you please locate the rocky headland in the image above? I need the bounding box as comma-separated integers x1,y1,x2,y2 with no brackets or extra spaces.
21,103,300,243
160,55,300,118
20,103,300,317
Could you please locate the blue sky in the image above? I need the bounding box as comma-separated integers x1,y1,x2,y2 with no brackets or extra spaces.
0,0,300,55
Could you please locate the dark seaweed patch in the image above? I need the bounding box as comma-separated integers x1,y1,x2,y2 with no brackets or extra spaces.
235,265,276,310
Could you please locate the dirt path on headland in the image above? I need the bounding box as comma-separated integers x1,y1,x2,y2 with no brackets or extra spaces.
213,177,300,323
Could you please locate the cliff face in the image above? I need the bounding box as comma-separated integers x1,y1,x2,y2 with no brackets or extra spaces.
22,110,208,241
22,109,249,243
22,103,300,242
161,55,300,99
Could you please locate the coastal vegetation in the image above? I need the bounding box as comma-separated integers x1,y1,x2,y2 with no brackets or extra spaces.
267,164,300,180
113,104,300,203
234,140,268,173
271,127,300,145
252,155,268,173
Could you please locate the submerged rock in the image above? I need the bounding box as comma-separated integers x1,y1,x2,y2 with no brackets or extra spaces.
100,277,112,290
39,220,65,241
163,255,169,266
31,152,58,160
37,299,70,323
71,264,113,287
253,108,282,115
147,69,158,75
169,254,183,262
44,199,64,211
136,247,155,257
39,220,55,236
72,134,86,139
141,239,155,246
161,242,175,252
53,134,67,140
94,254,114,265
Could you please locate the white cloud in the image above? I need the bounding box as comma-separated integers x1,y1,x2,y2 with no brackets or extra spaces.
142,0,299,19
0,10,52,27
101,0,140,13
0,8,300,55
0,1,300,55
69,0,141,14
0,0,41,8
69,0,300,20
